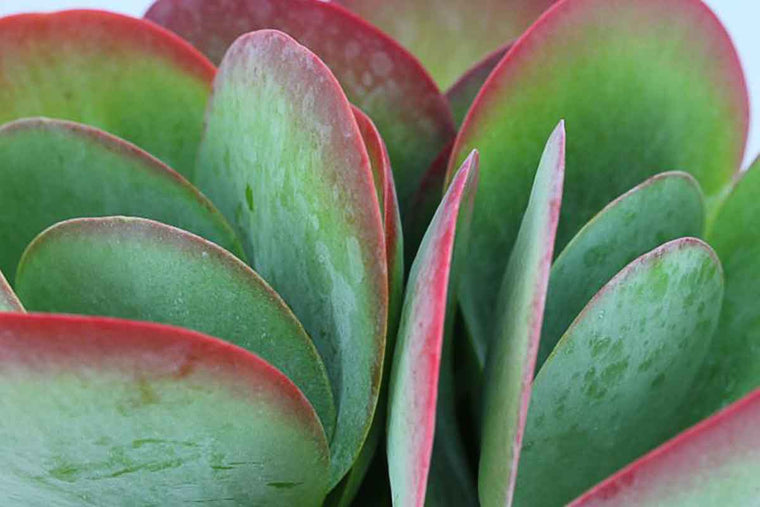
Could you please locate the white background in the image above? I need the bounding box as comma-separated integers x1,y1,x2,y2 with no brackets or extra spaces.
1,0,758,167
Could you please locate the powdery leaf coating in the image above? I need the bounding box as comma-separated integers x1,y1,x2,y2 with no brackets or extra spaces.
479,122,565,507
335,0,557,88
145,0,455,222
195,30,387,487
0,10,214,179
446,0,748,355
538,172,704,370
0,270,23,312
386,152,478,507
514,238,724,506
0,118,243,282
571,388,760,506
0,313,330,505
15,216,336,440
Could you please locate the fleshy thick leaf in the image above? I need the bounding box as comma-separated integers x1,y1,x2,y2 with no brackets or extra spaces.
0,10,214,179
335,0,557,88
446,44,510,127
514,238,724,506
479,122,564,507
538,172,704,369
195,30,387,487
447,0,748,352
0,118,242,281
0,313,329,505
0,270,23,312
387,152,478,507
145,0,455,222
15,216,335,440
571,388,760,506
683,156,760,424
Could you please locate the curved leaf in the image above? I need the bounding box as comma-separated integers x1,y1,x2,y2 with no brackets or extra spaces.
684,156,760,424
0,118,242,281
335,0,557,88
387,152,478,506
538,172,704,369
446,44,510,127
195,30,387,487
571,388,760,506
0,10,214,179
0,313,329,505
0,270,23,312
447,0,748,351
145,0,455,221
514,238,724,506
15,216,335,440
479,122,564,507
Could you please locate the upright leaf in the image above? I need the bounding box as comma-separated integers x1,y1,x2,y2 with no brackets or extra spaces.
479,122,564,507
0,270,23,312
0,313,330,505
0,10,214,179
0,118,242,281
387,152,478,507
514,239,724,506
447,0,748,351
195,30,387,486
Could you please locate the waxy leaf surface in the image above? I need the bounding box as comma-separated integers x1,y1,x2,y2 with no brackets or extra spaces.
387,152,478,507
15,216,335,439
0,10,214,179
514,239,724,506
195,30,387,487
447,0,748,351
538,172,704,369
446,44,510,127
145,0,455,221
0,313,329,505
684,156,760,424
335,0,556,88
0,270,23,312
479,123,564,507
0,118,242,281
571,388,760,506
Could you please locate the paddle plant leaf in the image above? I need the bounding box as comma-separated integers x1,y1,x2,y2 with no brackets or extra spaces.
145,0,456,224
570,388,760,507
538,172,704,370
0,10,214,179
684,156,760,425
195,30,387,487
0,313,330,505
334,0,557,88
386,151,478,506
479,122,565,507
15,216,335,440
447,0,748,351
0,118,243,281
514,238,724,506
0,270,23,312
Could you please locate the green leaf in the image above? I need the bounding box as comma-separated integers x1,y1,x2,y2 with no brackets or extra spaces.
446,0,748,353
386,152,478,506
479,122,564,507
0,10,214,179
514,238,724,506
334,0,557,88
145,0,456,227
0,269,23,312
684,156,760,424
570,388,760,506
0,118,243,282
195,30,388,487
0,313,330,505
538,172,704,370
446,44,510,127
15,216,335,440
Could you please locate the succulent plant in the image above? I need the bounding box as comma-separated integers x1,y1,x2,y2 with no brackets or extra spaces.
0,0,758,505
